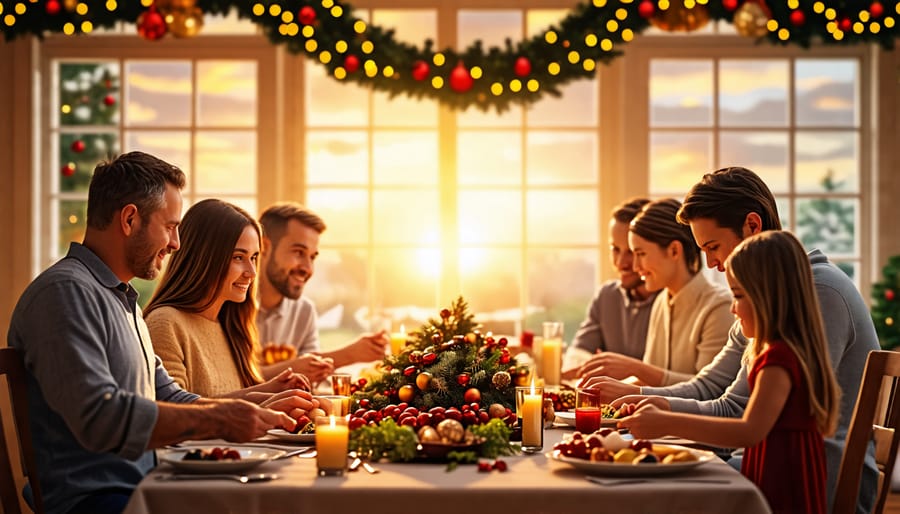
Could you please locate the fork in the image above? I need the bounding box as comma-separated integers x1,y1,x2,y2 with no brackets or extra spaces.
157,473,280,483
585,476,730,486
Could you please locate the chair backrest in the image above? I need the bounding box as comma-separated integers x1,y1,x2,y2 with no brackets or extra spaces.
833,350,900,514
0,347,43,514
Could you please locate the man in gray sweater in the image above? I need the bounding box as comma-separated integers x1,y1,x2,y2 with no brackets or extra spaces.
583,167,878,514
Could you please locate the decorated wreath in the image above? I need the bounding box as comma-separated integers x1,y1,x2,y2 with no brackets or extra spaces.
1,0,897,112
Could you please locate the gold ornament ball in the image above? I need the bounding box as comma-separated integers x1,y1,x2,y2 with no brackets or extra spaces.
398,384,415,403
417,425,441,443
887,317,894,327
733,2,769,38
651,3,710,32
436,418,465,443
63,0,77,11
415,371,432,391
166,7,204,38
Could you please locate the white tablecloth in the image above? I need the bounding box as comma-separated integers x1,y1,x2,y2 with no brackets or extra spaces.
124,429,771,514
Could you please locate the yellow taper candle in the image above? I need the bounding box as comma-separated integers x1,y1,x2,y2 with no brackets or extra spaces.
316,416,349,474
390,324,407,356
541,337,562,386
522,380,543,450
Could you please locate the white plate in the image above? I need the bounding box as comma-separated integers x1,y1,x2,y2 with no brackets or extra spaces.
547,445,716,477
266,429,315,444
159,446,284,474
555,411,619,429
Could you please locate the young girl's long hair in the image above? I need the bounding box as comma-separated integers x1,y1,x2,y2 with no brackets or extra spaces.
145,199,263,388
725,230,840,435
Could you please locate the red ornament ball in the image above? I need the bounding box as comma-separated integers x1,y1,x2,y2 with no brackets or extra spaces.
513,56,532,77
870,1,884,18
344,54,360,73
411,60,430,81
839,17,852,32
103,95,116,107
61,163,76,177
46,0,61,15
887,289,896,301
298,6,317,25
136,7,167,41
449,64,474,93
456,373,470,387
70,140,85,153
789,9,805,26
463,388,481,404
722,0,738,11
638,0,655,19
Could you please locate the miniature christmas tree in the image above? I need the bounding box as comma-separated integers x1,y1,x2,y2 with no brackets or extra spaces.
353,297,527,411
872,255,900,350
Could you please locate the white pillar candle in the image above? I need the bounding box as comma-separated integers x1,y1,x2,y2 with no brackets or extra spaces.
316,416,348,473
522,382,543,449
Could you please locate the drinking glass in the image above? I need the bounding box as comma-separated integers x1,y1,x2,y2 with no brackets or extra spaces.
575,388,603,434
516,385,544,454
331,373,351,396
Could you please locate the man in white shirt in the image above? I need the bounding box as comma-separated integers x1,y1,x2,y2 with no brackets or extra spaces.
256,202,388,383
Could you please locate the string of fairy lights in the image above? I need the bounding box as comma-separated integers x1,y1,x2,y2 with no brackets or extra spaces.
1,0,898,112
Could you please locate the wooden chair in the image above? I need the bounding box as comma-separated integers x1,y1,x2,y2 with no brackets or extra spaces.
0,347,43,514
834,350,900,514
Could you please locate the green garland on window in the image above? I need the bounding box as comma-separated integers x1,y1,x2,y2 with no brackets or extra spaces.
1,0,898,112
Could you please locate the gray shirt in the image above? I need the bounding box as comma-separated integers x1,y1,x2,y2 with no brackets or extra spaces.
257,295,320,354
641,249,879,514
568,280,659,360
8,243,198,514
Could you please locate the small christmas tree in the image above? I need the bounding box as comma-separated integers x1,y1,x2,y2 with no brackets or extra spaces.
871,255,900,350
354,297,526,411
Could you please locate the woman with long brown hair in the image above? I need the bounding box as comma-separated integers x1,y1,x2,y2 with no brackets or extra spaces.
145,199,310,401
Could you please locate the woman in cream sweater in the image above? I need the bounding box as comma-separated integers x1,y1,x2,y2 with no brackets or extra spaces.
145,199,313,403
578,198,733,387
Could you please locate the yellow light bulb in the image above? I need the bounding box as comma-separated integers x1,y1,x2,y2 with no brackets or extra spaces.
859,11,870,22
81,20,92,32
335,41,348,53
433,53,445,66
330,6,342,17
305,40,318,52
567,50,580,64
615,8,627,20
545,31,558,44
766,19,778,31
334,67,347,79
321,0,333,7
63,22,75,34
282,11,294,23
787,0,799,8
278,24,288,36
287,23,298,36
548,62,560,75
105,0,116,10
870,21,881,32
61,104,71,114
606,20,618,32
583,59,596,72
601,38,613,51
319,51,332,63
383,65,394,77
824,8,836,20
778,28,789,40
510,79,522,92
252,3,264,16
684,0,696,8
302,25,314,38
490,83,503,95
592,0,606,6
361,41,374,54
527,79,539,91
885,17,895,28
470,66,482,79
853,21,864,33
431,76,443,89
15,3,25,15
585,34,598,47
622,28,634,41
353,20,366,33
75,2,87,15
812,2,825,13
269,4,281,16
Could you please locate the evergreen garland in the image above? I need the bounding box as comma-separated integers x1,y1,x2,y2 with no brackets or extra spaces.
872,255,900,350
354,297,523,411
1,0,898,112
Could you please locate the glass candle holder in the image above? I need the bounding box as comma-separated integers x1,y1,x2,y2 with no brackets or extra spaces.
575,388,603,434
321,395,350,416
331,373,352,396
541,322,564,387
316,416,349,476
516,385,544,454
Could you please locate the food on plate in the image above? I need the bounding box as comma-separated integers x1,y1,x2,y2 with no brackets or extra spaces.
182,447,241,461
290,407,327,434
552,430,698,465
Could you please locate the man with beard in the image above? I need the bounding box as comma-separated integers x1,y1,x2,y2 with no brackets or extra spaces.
256,202,389,383
561,198,660,381
8,152,302,514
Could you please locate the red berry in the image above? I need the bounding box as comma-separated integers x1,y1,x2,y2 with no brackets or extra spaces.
349,417,366,430
357,378,367,387
493,459,508,472
359,398,370,408
477,461,493,472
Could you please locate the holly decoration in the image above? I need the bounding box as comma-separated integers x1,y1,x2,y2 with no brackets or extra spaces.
872,255,900,350
354,297,518,411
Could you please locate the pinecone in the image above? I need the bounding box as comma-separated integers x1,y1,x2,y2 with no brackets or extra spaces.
491,371,512,390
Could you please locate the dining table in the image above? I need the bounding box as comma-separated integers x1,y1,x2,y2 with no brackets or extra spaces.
123,424,772,514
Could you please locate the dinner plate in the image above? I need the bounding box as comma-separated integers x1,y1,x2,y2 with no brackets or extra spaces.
547,445,716,477
266,429,316,444
555,411,619,429
159,446,285,474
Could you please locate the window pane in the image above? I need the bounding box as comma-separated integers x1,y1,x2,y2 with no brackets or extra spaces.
718,131,789,193
195,131,256,194
460,248,521,334
649,131,712,194
197,61,257,127
458,10,521,49
306,189,369,245
795,198,857,258
58,200,86,257
527,79,599,127
795,131,858,193
57,62,119,127
719,60,788,127
59,132,119,193
526,249,598,342
650,60,712,127
306,131,368,185
526,190,598,244
201,12,258,35
126,131,191,182
374,249,439,309
457,131,521,186
458,190,521,245
775,196,791,230
303,249,370,336
526,132,597,185
125,61,191,126
305,61,368,126
373,191,439,244
795,59,858,127
373,131,438,186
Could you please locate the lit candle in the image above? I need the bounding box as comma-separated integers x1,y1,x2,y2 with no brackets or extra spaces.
541,337,562,386
316,415,349,475
521,380,543,452
390,324,407,356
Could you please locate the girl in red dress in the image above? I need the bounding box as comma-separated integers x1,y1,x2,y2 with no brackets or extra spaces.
619,230,840,514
